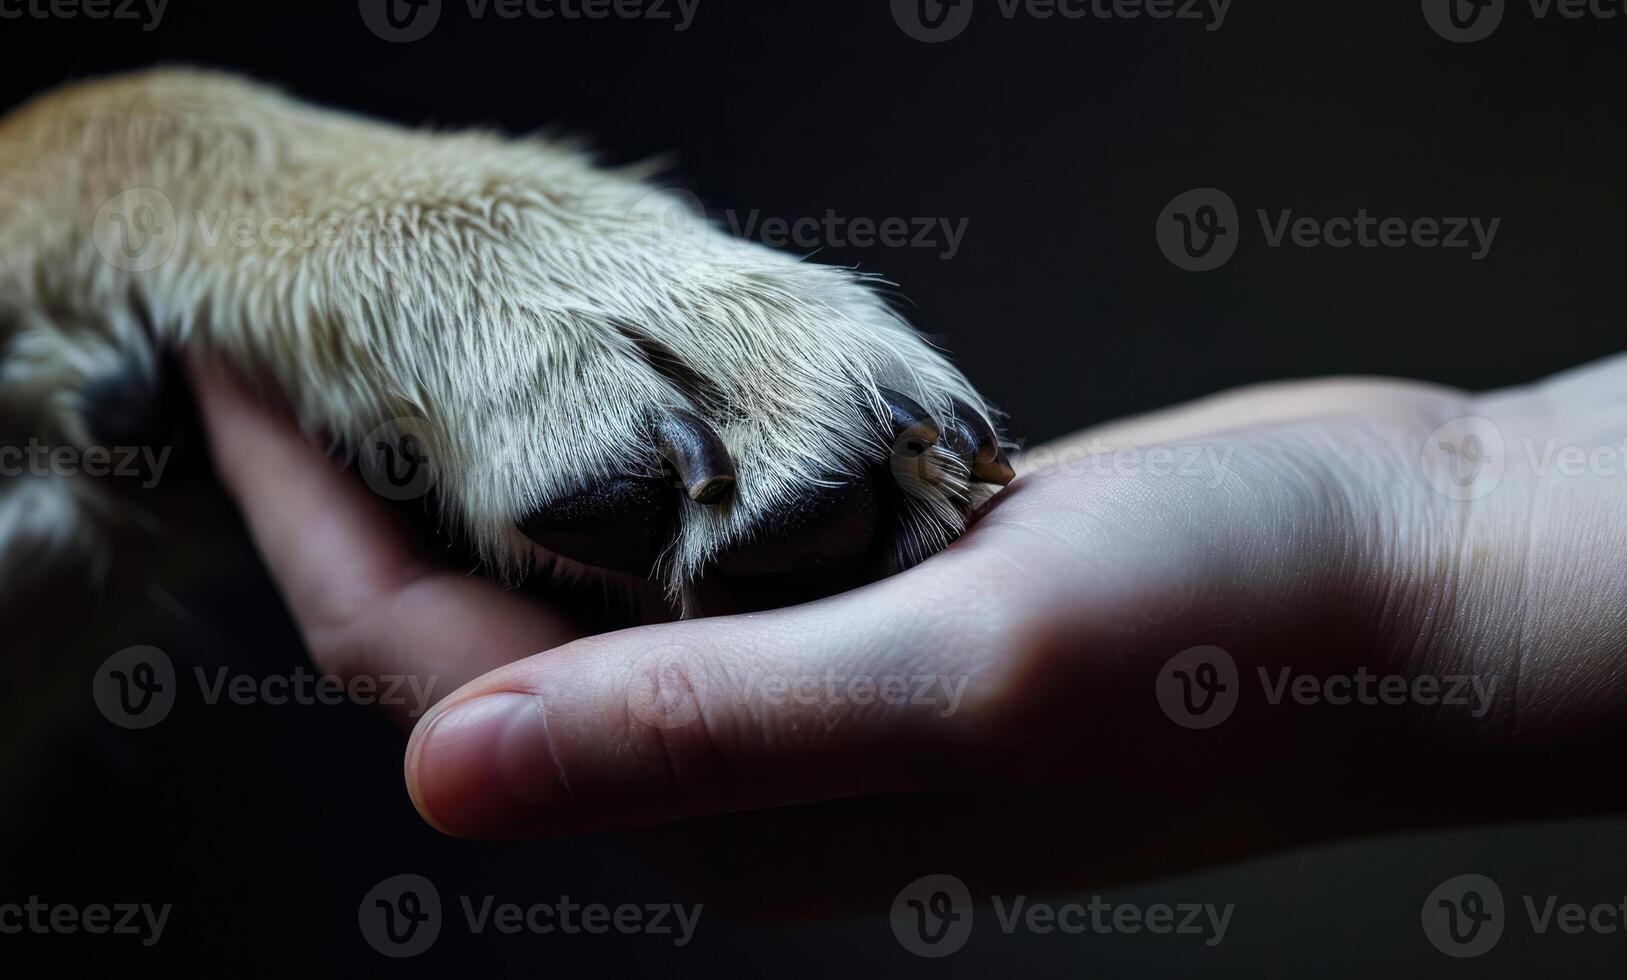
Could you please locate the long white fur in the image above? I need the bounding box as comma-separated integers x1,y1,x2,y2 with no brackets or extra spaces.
0,68,994,605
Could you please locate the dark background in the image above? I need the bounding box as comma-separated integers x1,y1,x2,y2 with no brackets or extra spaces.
2,0,1624,975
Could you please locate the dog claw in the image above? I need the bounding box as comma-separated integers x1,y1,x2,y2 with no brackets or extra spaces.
879,387,942,448
519,388,1008,600
655,409,737,505
945,397,1014,486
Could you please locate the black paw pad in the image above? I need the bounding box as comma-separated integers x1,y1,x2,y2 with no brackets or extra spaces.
518,476,675,577
79,367,167,447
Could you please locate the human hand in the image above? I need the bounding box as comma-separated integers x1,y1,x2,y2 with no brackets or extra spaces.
192,353,1627,893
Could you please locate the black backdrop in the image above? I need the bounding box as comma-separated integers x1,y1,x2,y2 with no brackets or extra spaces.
2,0,1624,975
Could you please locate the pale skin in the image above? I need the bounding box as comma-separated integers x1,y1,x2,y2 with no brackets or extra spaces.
187,352,1627,899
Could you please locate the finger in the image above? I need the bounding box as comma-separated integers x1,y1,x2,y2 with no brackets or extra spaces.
1021,377,1467,472
402,542,1009,837
187,356,581,707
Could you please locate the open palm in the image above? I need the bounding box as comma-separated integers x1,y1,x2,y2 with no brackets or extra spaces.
190,352,1627,899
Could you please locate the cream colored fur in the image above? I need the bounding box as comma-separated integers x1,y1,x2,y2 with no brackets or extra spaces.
0,68,994,605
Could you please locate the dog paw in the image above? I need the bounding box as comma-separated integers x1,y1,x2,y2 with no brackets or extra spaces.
328,180,1014,613
512,375,1013,614
358,218,1015,613
1,69,1013,614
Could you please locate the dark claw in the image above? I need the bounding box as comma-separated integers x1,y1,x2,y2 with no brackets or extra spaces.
878,387,941,449
517,388,1008,609
655,409,736,505
518,476,675,577
944,397,1015,486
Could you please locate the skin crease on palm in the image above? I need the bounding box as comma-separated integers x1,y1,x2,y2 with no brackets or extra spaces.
187,351,1627,880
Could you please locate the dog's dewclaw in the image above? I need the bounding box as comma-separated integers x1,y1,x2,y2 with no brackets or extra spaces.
655,409,737,505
